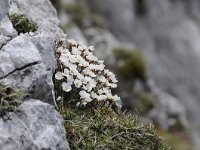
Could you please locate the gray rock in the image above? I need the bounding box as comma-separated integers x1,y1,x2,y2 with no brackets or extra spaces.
0,32,57,105
67,26,87,46
148,80,188,130
0,0,62,105
59,10,71,30
0,16,17,37
0,99,70,150
0,34,42,78
0,0,9,21
0,0,17,47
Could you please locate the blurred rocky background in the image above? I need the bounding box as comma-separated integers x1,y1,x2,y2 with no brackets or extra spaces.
50,0,200,149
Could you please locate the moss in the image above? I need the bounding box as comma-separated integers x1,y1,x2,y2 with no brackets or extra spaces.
9,13,38,34
134,91,155,115
90,14,106,28
134,0,147,17
64,1,105,29
0,83,24,118
64,1,88,28
113,48,146,81
59,103,170,150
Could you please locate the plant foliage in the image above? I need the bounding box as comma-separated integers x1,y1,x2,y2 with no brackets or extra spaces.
9,13,38,34
0,83,24,118
59,103,170,150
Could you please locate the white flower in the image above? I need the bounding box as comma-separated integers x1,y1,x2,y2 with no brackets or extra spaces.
88,46,95,52
56,35,121,107
74,79,82,88
88,64,96,70
78,44,87,51
86,80,96,92
76,55,89,67
82,101,87,106
104,69,110,76
104,69,118,83
82,67,96,77
91,91,98,99
56,96,62,101
79,90,92,102
86,54,98,62
83,50,90,57
103,88,111,95
68,39,78,46
111,83,117,88
98,60,104,64
109,75,118,83
113,95,121,101
105,92,113,99
63,69,70,76
71,47,81,55
81,76,91,84
106,81,117,88
67,75,74,85
82,67,90,75
68,55,78,64
77,73,84,80
76,102,81,107
98,89,104,95
61,33,67,38
59,55,70,66
55,72,64,80
70,68,79,75
62,82,72,92
98,64,105,71
98,76,107,83
57,48,70,55
68,64,78,75
97,95,107,101
78,45,84,51
56,47,63,53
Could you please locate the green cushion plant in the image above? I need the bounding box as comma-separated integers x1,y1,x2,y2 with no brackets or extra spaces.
9,13,38,34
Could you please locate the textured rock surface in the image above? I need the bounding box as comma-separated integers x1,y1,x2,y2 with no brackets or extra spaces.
0,0,62,105
0,34,42,78
148,80,188,130
0,0,17,48
0,99,70,150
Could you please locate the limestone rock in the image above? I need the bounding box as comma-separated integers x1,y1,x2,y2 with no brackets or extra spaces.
0,34,42,78
0,0,62,105
0,99,70,150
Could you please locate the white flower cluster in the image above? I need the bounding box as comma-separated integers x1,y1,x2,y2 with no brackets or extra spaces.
55,34,121,107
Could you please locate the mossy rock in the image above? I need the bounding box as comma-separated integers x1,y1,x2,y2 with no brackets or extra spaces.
64,1,88,28
64,1,105,28
134,91,155,115
113,48,146,81
134,0,147,16
90,14,106,28
9,13,38,34
59,103,170,150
